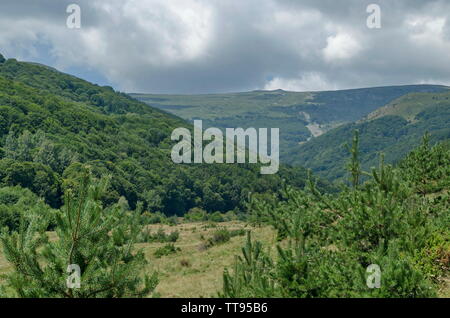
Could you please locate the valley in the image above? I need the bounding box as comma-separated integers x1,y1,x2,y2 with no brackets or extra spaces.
0,54,448,299
1,0,449,302
133,85,449,171
289,89,450,181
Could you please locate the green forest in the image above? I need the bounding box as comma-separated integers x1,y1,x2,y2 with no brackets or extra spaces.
0,55,323,220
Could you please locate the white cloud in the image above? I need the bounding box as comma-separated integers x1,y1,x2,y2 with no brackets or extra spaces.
264,72,337,92
405,15,448,45
323,32,362,63
118,0,214,64
0,0,450,93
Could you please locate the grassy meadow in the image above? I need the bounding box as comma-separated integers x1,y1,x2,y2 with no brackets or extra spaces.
0,221,277,298
1,220,447,297
141,221,276,297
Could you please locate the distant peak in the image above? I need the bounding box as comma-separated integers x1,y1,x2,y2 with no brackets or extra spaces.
253,88,286,93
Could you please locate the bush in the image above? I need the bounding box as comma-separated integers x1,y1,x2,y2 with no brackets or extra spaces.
0,186,54,232
209,228,231,245
136,227,180,243
0,159,62,207
223,211,238,222
154,243,181,258
203,228,246,250
185,207,208,222
229,229,246,237
165,216,179,226
412,231,450,281
180,259,191,267
208,211,225,223
141,211,167,225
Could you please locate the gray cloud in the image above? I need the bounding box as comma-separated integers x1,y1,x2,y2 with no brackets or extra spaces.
0,0,449,93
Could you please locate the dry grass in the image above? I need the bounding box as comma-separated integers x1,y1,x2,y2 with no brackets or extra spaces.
0,250,9,276
139,221,276,297
0,221,276,298
438,277,450,298
1,221,446,298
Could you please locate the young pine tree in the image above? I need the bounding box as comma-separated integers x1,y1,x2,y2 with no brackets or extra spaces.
221,132,440,298
0,170,157,298
346,130,362,189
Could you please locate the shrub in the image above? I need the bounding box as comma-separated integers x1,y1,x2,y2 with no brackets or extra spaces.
412,231,450,281
167,230,180,242
154,243,180,258
141,211,167,225
203,228,246,250
223,211,238,222
165,215,179,226
208,211,225,223
229,229,246,237
209,228,231,245
136,227,179,243
180,259,191,267
185,207,208,222
0,186,54,232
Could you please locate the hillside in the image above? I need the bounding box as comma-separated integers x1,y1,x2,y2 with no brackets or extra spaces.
0,54,318,220
365,91,450,121
287,89,450,181
132,85,448,159
2,136,447,298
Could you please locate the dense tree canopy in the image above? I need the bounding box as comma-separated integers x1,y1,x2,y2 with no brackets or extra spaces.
0,57,323,216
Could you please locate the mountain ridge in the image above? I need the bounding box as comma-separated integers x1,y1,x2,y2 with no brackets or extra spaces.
133,84,449,163
288,89,450,181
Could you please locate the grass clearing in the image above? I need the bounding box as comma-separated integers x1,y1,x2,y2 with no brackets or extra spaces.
140,221,276,297
1,221,447,298
0,221,276,298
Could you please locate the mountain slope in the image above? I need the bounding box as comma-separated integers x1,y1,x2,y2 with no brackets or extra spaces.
287,89,450,181
132,85,448,159
0,55,319,216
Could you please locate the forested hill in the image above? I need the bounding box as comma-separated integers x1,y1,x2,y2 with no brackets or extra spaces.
287,89,450,181
0,54,319,216
132,85,448,160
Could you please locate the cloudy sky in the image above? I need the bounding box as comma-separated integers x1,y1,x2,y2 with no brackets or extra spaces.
1,0,450,93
